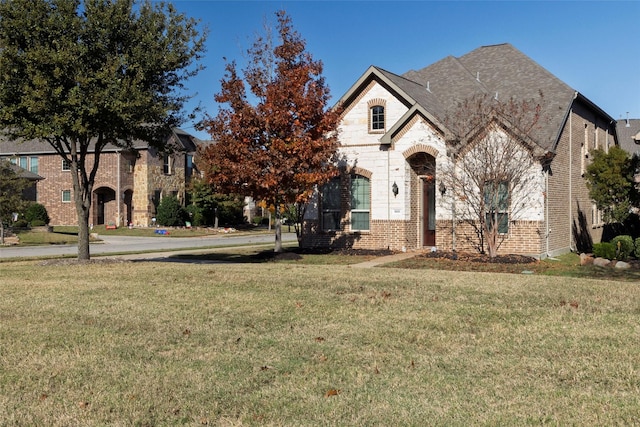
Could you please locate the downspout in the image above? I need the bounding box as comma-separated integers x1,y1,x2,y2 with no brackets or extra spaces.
387,146,391,250
116,149,121,227
545,168,549,257
568,108,573,252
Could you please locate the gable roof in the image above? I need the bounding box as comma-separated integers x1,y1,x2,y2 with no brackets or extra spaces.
339,43,615,154
0,127,200,156
617,118,640,155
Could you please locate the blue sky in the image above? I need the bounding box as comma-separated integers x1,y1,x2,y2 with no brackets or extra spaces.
167,1,640,140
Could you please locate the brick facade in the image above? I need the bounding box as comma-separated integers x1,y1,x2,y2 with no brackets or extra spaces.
301,48,617,258
1,130,198,227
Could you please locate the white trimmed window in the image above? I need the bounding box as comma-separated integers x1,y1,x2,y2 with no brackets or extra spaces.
370,105,385,132
484,180,509,234
163,154,172,175
350,175,370,231
62,190,72,203
62,159,71,171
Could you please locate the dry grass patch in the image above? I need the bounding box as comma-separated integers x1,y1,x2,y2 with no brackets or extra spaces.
1,261,639,425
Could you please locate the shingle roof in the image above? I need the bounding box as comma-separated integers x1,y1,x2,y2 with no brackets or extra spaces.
402,43,580,151
1,160,43,180
0,127,200,156
617,118,640,156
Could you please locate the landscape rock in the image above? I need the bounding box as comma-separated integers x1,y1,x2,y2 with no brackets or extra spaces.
593,257,611,267
614,261,631,270
580,253,593,266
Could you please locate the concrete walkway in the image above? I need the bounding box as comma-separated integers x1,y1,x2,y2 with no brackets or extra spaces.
349,251,419,268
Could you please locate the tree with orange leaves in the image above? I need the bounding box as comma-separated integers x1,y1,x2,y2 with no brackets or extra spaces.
199,10,341,252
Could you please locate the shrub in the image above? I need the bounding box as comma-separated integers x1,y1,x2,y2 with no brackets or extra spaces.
592,242,616,259
156,195,187,227
610,235,634,260
252,216,264,226
12,219,28,228
30,219,46,227
635,237,640,259
24,203,50,225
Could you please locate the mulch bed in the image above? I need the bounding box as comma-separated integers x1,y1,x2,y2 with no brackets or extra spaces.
418,251,538,264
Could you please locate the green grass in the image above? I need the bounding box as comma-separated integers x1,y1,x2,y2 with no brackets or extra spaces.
1,260,639,425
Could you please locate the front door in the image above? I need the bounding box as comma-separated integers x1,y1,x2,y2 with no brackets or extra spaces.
422,177,436,246
97,194,105,225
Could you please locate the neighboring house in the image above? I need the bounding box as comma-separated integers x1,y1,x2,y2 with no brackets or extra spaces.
3,160,43,202
0,128,200,227
617,117,640,158
617,117,640,189
301,43,617,258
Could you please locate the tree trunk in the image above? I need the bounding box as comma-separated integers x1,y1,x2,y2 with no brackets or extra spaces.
76,199,91,260
274,205,282,253
0,221,4,245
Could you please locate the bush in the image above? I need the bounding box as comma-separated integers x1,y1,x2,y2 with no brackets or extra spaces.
610,235,634,260
635,237,640,259
30,219,46,227
24,203,50,225
592,242,616,259
12,219,28,228
156,195,187,227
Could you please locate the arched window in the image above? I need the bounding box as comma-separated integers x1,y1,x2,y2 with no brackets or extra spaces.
370,105,385,131
350,175,370,231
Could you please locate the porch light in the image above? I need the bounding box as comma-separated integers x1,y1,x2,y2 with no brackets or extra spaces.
392,181,399,197
439,181,446,196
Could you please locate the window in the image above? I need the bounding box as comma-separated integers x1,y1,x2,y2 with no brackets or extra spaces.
163,154,172,175
484,181,509,234
370,106,385,131
185,154,193,179
351,175,370,231
18,156,28,170
62,190,72,203
62,159,71,171
29,157,38,174
321,178,341,231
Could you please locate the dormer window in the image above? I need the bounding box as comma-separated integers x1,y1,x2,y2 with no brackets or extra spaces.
368,98,387,134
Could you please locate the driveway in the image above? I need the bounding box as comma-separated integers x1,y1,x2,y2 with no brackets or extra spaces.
0,232,298,260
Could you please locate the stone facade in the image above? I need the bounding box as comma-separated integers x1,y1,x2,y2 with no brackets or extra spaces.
301,45,617,258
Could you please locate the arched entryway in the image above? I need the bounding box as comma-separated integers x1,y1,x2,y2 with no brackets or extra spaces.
407,152,436,247
93,187,116,226
123,189,133,226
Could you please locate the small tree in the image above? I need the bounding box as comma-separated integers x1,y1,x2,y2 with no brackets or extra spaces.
24,203,50,226
156,195,187,227
199,10,341,252
440,93,545,257
585,146,637,224
0,0,206,259
0,161,29,244
188,177,244,227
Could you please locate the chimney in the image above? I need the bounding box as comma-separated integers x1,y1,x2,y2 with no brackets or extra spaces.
626,112,630,127
426,81,431,93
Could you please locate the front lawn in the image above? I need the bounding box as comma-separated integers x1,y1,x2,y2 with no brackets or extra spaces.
1,260,638,425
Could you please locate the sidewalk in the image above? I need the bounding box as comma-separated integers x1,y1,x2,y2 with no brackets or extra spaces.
350,251,418,268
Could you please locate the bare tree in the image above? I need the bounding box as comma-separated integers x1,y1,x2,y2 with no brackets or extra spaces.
440,93,546,257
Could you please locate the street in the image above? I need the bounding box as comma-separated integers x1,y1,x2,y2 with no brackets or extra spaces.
0,231,298,260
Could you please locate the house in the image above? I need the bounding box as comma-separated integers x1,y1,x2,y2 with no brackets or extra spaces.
0,128,200,227
301,43,617,258
617,117,640,158
3,160,43,202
